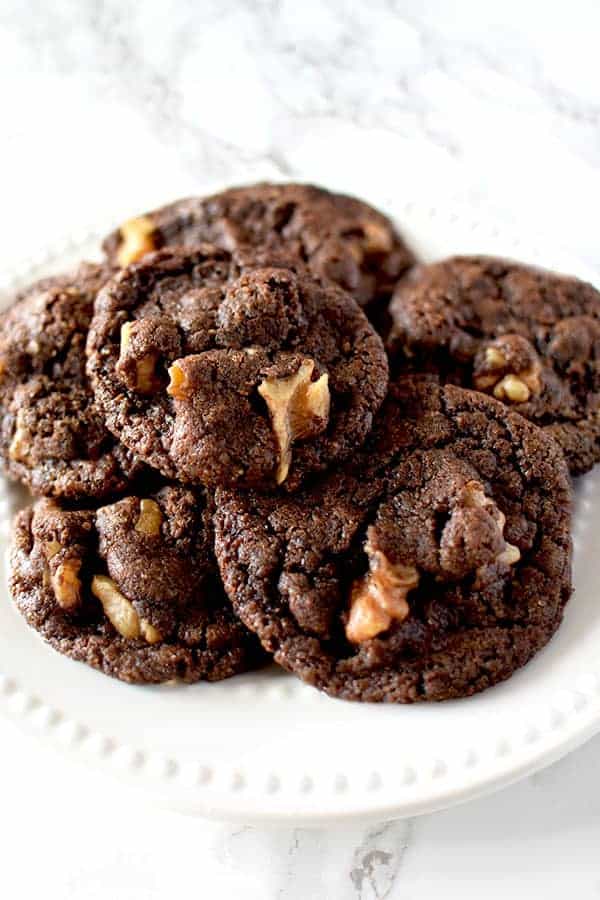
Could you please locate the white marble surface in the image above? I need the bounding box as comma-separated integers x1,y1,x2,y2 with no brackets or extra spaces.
2,1,600,896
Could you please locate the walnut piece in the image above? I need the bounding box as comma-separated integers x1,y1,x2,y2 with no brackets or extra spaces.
474,345,542,403
117,216,157,267
361,219,394,254
44,540,62,560
135,498,163,536
9,410,31,463
492,373,536,403
166,361,189,400
51,558,83,611
140,619,163,643
346,528,419,644
91,575,162,643
119,321,159,393
482,346,506,371
462,480,521,568
497,543,522,567
258,358,330,484
9,428,29,463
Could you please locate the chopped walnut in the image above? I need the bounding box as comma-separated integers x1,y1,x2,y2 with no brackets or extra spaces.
492,373,534,403
91,575,162,643
473,339,542,403
461,480,521,568
481,345,506,373
462,480,492,510
140,619,162,643
361,220,394,254
119,321,159,393
166,361,189,400
9,411,31,463
135,498,163,536
494,370,541,403
51,558,83,611
345,587,393,644
346,528,419,644
497,543,522,566
44,540,62,560
120,321,133,349
9,430,29,462
117,216,157,267
91,575,138,639
258,358,330,484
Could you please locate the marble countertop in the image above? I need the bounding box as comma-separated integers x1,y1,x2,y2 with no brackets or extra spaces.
2,1,600,896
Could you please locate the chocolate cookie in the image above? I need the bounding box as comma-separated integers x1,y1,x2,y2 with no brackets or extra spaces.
10,485,262,684
87,246,389,491
102,182,415,310
214,378,572,703
387,255,600,475
0,264,144,499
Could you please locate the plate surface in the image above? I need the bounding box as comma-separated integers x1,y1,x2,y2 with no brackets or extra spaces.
1,185,599,825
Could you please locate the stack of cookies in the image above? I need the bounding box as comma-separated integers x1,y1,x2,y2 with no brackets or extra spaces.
6,183,591,702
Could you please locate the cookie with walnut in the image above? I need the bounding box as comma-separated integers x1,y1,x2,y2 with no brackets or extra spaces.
0,263,144,499
102,182,415,312
86,246,388,491
214,378,572,703
387,255,600,475
10,485,263,684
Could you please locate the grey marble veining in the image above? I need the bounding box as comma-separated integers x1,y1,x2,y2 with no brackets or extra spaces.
2,0,600,268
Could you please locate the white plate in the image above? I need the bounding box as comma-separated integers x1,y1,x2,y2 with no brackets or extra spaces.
1,185,599,825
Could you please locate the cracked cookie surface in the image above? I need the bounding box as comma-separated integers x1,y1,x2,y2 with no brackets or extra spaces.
102,182,415,312
0,264,144,499
214,378,572,703
86,246,388,491
10,485,263,684
387,255,600,475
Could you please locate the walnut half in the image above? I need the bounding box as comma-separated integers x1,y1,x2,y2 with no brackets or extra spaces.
91,575,162,643
346,528,419,644
258,358,330,484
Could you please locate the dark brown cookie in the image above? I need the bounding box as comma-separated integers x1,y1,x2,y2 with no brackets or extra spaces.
10,485,263,684
214,378,572,703
387,255,600,475
86,246,389,491
101,182,415,311
0,263,145,499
